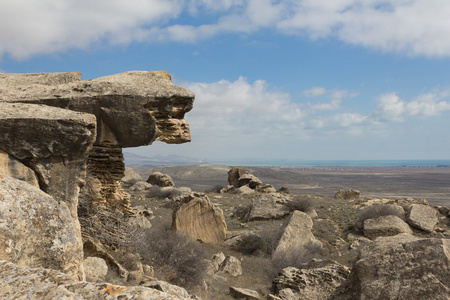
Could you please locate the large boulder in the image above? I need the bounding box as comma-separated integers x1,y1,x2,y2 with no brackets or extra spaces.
238,173,263,189
172,197,227,244
333,234,450,299
0,175,83,279
248,193,291,221
407,204,438,232
272,260,351,299
0,260,190,299
272,211,323,262
147,171,175,187
363,215,412,240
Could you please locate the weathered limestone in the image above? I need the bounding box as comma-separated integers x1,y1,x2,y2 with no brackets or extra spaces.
272,211,323,261
407,204,438,232
0,260,190,300
0,175,83,279
122,167,143,185
363,215,412,240
172,197,227,244
333,234,450,299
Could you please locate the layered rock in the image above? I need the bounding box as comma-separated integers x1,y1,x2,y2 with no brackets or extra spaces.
229,286,260,300
172,197,227,244
0,175,83,279
333,234,450,299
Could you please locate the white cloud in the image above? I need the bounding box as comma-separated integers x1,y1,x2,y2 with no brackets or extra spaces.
303,87,326,97
183,77,303,138
374,92,450,121
2,0,450,59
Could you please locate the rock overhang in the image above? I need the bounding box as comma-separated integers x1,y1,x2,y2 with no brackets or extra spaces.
0,70,195,147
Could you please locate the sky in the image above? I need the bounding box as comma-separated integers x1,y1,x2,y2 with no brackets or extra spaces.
1,0,450,163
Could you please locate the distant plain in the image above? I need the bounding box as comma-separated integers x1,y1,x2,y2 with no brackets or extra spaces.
130,164,450,207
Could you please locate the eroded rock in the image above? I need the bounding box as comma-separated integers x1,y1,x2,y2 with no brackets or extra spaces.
229,286,260,299
83,257,108,282
147,171,175,187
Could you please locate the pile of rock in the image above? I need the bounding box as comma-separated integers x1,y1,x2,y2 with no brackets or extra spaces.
221,167,277,194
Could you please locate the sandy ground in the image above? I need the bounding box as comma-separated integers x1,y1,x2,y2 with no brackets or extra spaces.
130,164,450,207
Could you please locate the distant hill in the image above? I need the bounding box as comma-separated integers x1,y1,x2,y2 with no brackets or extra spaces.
123,151,205,166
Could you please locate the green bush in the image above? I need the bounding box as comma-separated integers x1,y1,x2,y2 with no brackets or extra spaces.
130,227,208,289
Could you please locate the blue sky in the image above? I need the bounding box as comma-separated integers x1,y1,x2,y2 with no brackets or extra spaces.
1,0,450,162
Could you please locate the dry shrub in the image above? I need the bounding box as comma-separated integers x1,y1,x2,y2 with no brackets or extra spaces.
129,227,208,289
284,196,315,212
271,241,323,272
356,204,405,230
147,185,182,199
235,229,281,256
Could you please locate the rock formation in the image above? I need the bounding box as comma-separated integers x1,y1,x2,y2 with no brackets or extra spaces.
0,71,194,284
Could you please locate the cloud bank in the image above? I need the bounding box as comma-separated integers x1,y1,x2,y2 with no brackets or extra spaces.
2,0,450,59
182,78,450,144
